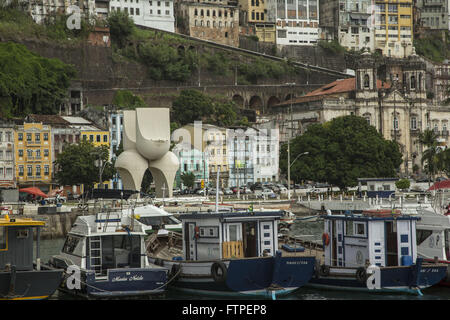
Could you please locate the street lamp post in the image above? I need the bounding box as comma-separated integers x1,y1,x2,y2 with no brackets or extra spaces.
288,151,309,199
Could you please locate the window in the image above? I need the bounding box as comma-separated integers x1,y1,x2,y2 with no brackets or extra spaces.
18,149,23,157
26,133,32,142
410,117,417,130
18,165,23,176
35,149,40,159
393,116,399,130
90,135,94,142
27,165,32,177
44,133,48,141
62,235,82,255
364,74,370,88
354,222,366,236
44,165,49,176
416,229,432,245
165,10,170,15
345,221,354,236
18,133,23,141
103,135,108,142
36,165,41,177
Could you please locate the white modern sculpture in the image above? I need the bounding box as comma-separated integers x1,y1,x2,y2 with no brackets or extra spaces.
115,108,179,198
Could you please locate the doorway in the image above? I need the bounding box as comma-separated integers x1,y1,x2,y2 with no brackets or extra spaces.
243,221,257,257
386,221,398,266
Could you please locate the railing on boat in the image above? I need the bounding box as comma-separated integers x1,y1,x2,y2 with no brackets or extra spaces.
222,241,244,259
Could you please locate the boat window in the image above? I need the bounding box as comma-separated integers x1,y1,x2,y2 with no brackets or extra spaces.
139,217,162,226
345,221,354,236
101,235,141,271
416,229,432,246
229,225,238,241
0,227,6,250
62,235,82,255
354,222,366,236
162,216,179,225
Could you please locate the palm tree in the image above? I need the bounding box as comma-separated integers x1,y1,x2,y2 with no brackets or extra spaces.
419,129,439,185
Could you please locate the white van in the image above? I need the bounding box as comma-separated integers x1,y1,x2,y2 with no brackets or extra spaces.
122,204,182,234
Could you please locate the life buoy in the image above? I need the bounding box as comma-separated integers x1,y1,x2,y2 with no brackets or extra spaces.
356,267,367,283
319,264,330,277
322,233,330,246
211,261,227,282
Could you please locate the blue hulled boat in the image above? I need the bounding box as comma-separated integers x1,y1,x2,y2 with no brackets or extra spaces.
48,212,168,298
147,210,316,299
307,210,447,295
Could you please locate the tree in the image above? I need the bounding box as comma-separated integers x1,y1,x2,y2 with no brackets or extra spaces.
395,179,411,190
181,172,196,189
54,140,114,190
419,129,440,183
280,115,403,191
112,90,146,109
106,10,135,48
141,169,153,194
0,42,76,117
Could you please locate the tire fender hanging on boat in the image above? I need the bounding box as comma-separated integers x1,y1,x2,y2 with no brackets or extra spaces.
211,261,227,282
356,267,367,283
319,264,330,277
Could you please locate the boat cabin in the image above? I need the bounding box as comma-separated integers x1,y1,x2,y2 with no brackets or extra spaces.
0,215,44,271
179,211,282,261
323,211,420,268
58,213,150,276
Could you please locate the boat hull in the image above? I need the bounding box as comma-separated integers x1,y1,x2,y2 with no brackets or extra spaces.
149,255,315,299
307,264,447,295
0,269,63,300
57,267,168,299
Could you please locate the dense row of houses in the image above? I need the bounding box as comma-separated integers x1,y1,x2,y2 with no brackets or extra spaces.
13,0,450,58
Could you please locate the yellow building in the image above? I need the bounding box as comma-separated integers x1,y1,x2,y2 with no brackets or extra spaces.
81,129,110,189
14,123,53,192
240,0,266,23
255,23,276,43
374,0,413,58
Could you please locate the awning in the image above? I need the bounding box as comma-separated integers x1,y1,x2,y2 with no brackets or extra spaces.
427,180,450,191
19,187,48,198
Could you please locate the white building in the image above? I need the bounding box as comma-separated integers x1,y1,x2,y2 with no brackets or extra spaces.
109,0,175,32
21,0,96,24
108,110,124,189
275,0,320,46
0,120,15,189
227,127,279,187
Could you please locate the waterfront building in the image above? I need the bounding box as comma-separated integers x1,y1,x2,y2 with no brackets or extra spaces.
109,0,175,32
0,119,16,189
177,0,240,47
14,122,53,193
268,50,449,176
108,110,124,190
227,126,279,187
173,143,209,190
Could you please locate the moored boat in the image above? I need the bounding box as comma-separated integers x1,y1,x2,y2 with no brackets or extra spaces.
146,210,316,300
0,214,63,300
306,209,446,295
47,211,168,299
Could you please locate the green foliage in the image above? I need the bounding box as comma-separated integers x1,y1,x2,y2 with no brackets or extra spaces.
238,57,294,84
171,89,238,127
112,90,146,109
395,179,411,190
280,115,403,190
54,140,114,189
318,40,347,55
0,42,76,117
414,32,449,63
136,42,196,81
107,10,135,48
203,52,231,76
181,172,196,189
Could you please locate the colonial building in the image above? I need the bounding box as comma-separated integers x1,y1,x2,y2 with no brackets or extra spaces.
109,0,175,32
14,122,53,192
0,120,15,189
415,0,449,30
173,143,209,189
178,0,240,47
19,0,96,24
269,49,448,176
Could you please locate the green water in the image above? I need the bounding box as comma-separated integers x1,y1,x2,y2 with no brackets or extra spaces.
41,220,450,300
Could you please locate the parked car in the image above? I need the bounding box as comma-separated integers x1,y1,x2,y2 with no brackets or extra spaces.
172,188,181,195
223,188,233,195
260,188,277,198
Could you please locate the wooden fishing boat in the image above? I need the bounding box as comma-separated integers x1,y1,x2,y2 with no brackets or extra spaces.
0,214,63,300
147,210,316,300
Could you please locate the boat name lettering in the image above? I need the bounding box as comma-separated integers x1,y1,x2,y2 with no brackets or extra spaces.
111,274,144,282
286,261,308,265
420,268,440,273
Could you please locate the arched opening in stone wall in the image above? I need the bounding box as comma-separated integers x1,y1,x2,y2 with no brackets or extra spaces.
232,94,245,107
267,96,281,108
249,95,263,114
178,45,185,56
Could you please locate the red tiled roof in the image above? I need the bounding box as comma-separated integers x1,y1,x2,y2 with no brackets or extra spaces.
27,114,70,125
275,78,390,107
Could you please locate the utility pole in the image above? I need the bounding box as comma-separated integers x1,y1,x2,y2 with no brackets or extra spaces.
287,83,295,200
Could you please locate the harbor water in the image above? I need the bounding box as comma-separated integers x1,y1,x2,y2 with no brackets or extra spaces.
41,220,450,300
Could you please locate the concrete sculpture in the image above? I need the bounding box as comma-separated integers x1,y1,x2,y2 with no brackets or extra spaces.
115,108,179,198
